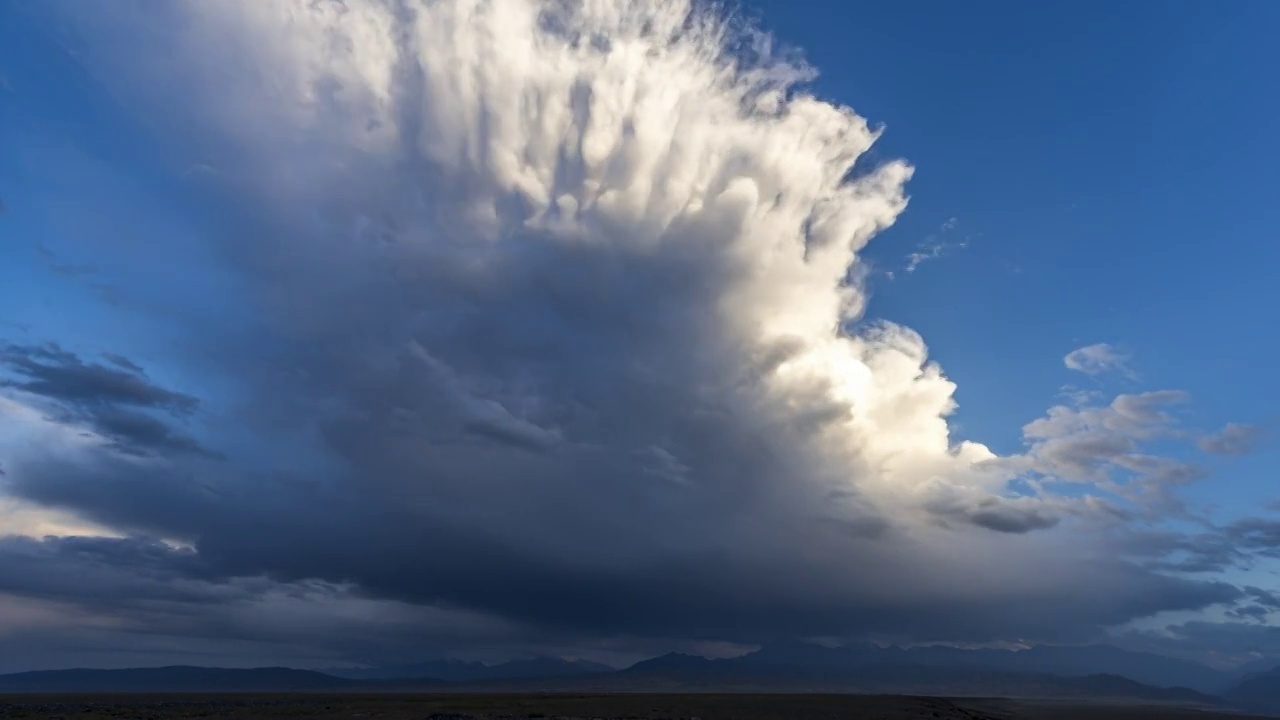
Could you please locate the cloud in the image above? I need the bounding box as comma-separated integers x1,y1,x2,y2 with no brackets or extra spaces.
967,500,1061,534
1120,526,1251,575
1224,517,1280,560
1243,586,1280,609
1199,422,1260,455
1,344,195,413
1226,586,1280,623
0,344,211,458
904,216,967,272
1064,343,1135,378
0,534,566,673
102,353,145,375
1006,391,1204,512
0,0,1259,668
0,496,120,539
1119,512,1280,578
1118,620,1280,668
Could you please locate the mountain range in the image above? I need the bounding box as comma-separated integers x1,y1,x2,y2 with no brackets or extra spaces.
1223,665,1280,714
323,656,614,682
706,640,1228,692
0,666,354,694
2,643,1276,714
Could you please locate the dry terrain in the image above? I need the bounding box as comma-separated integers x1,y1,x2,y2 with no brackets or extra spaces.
0,694,1270,720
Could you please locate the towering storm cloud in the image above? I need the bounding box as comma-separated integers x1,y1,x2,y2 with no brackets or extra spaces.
0,0,1272,669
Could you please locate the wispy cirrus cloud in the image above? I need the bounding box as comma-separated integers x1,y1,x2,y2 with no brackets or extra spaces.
904,216,969,273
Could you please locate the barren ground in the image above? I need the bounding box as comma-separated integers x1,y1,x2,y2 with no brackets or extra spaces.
0,694,1268,720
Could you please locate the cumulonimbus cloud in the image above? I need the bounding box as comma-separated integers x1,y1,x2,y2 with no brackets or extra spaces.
0,0,1264,663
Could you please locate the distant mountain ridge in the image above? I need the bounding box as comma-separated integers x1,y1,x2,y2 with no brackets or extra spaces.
614,644,1221,703
326,656,614,682
1224,666,1280,714
730,640,1230,692
0,642,1262,709
0,666,353,693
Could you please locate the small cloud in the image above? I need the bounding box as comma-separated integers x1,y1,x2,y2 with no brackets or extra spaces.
969,503,1060,534
905,247,942,273
923,489,1061,535
1063,343,1135,379
1244,585,1280,609
1,343,197,413
1198,423,1260,456
1226,604,1272,623
904,217,968,273
1226,587,1280,623
182,163,219,180
103,353,146,375
635,445,691,485
0,343,209,458
1057,384,1104,407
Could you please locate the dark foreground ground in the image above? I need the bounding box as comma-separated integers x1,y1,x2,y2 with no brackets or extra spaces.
0,694,1269,720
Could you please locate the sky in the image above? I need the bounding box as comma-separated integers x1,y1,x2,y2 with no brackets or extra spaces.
0,0,1278,673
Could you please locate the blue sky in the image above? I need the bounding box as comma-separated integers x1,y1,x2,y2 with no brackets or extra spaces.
0,0,1278,671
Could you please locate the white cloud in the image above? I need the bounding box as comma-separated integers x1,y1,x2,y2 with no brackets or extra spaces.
905,216,967,272
1006,391,1206,513
1064,343,1135,378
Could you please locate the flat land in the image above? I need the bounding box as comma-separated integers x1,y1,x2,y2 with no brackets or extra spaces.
0,694,1269,720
